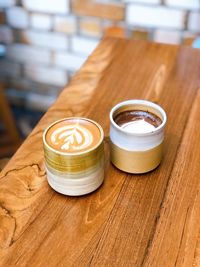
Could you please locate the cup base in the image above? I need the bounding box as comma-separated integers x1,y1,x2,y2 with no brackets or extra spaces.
111,160,161,174
46,167,104,196
110,141,163,174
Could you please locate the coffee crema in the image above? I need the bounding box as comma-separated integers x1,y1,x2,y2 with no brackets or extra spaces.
114,110,162,134
45,118,101,153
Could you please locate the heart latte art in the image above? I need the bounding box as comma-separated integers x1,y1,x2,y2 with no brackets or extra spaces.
45,118,102,153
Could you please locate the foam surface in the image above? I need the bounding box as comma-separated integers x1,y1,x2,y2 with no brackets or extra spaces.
121,119,155,133
45,118,101,153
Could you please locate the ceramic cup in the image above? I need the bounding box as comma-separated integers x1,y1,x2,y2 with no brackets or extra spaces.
43,117,104,196
110,100,167,173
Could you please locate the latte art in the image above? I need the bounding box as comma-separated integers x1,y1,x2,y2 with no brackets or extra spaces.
45,118,102,153
51,125,93,151
43,117,104,196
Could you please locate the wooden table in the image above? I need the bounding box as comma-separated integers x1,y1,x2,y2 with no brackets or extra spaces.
1,38,200,267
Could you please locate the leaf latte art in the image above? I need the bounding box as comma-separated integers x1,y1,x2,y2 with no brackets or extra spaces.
45,118,102,153
51,125,93,151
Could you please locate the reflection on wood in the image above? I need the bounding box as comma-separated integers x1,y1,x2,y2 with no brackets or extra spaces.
145,64,167,103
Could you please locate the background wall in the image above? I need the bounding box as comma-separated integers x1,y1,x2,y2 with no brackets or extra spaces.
0,0,200,112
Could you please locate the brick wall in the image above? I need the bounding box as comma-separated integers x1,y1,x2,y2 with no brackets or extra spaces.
0,0,200,111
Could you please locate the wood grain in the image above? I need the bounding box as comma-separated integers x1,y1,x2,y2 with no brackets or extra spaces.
143,89,200,267
0,158,9,172
1,38,200,266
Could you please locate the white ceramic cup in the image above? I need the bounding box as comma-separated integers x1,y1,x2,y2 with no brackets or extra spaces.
109,99,167,173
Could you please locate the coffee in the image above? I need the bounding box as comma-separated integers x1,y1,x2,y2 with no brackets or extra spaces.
43,117,105,196
45,118,101,153
110,100,167,173
114,110,162,134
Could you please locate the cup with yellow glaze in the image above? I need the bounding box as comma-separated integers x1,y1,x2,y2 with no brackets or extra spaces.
110,100,167,174
43,117,104,196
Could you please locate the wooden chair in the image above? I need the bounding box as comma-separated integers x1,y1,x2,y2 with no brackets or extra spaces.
104,26,126,38
0,83,21,159
104,26,198,47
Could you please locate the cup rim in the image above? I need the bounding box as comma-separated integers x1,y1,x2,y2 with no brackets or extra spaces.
43,117,104,156
110,99,167,136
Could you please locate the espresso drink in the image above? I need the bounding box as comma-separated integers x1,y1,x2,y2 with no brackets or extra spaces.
114,110,162,134
45,118,101,153
110,100,167,173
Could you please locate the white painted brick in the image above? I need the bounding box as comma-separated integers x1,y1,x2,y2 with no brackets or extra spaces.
71,36,99,56
6,7,28,29
22,31,68,50
22,0,69,14
6,88,57,112
0,60,21,78
24,65,67,86
188,12,200,32
0,0,15,8
54,52,87,71
54,16,77,34
183,31,196,40
154,30,181,44
6,78,60,95
0,26,13,44
79,17,102,37
7,44,51,65
30,14,52,30
26,93,56,111
166,0,199,10
126,5,185,29
124,0,160,3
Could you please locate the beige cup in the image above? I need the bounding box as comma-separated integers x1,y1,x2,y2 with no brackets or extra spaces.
43,117,104,196
110,100,167,174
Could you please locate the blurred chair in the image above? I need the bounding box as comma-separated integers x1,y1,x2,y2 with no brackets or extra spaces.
104,26,126,38
0,83,21,159
104,26,149,41
104,26,200,49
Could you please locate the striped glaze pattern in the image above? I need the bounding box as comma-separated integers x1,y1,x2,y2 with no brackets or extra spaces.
43,117,105,196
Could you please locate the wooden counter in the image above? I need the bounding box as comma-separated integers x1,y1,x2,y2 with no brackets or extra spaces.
1,38,200,266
